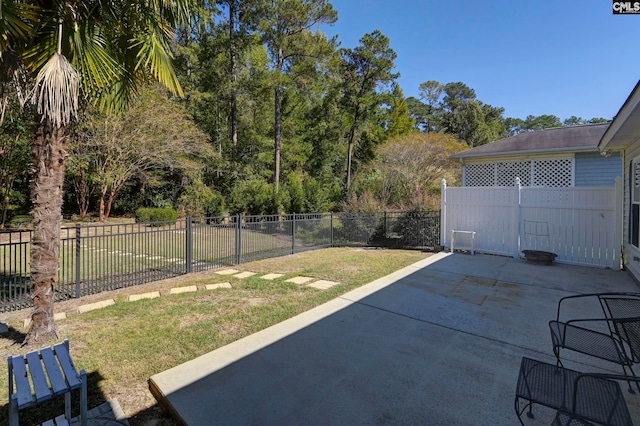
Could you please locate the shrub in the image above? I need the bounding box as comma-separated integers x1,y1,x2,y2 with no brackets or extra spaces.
228,178,282,215
178,180,225,218
205,192,225,218
7,214,32,229
135,207,178,225
285,173,305,213
303,177,331,213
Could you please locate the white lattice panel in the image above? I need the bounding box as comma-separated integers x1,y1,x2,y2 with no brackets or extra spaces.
532,158,573,187
464,163,494,186
463,158,574,188
496,161,530,186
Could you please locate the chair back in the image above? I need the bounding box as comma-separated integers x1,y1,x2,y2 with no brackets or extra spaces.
601,297,640,362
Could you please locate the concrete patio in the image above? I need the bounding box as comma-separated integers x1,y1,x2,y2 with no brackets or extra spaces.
149,252,640,425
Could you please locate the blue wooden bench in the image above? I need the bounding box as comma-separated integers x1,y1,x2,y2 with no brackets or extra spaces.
8,339,87,426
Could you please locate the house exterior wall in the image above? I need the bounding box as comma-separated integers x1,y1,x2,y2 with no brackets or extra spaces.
575,152,622,187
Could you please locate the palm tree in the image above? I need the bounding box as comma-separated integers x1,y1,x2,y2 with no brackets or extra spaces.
1,0,194,344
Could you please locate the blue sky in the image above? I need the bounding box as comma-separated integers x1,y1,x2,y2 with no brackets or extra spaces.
322,0,640,121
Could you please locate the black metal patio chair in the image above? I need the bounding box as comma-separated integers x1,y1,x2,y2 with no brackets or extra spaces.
515,357,635,426
548,293,640,393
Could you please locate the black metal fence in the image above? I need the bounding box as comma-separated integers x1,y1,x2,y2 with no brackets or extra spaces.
0,210,440,311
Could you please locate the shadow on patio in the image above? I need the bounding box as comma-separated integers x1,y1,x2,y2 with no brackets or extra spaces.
149,252,640,425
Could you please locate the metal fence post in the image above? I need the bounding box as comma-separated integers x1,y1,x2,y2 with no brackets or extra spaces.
235,214,242,265
186,216,193,274
441,179,447,248
75,224,81,298
330,212,334,246
292,213,296,254
384,211,388,238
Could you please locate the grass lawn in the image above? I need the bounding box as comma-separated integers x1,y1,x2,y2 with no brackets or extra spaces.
0,247,431,425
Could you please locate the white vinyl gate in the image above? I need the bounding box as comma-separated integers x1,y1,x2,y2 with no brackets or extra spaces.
440,178,623,268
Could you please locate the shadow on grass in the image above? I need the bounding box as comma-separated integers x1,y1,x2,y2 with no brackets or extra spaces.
2,326,27,346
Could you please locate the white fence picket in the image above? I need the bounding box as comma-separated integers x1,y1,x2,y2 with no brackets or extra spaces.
441,179,622,268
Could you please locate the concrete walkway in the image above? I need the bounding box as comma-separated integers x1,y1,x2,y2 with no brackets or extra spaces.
149,253,640,425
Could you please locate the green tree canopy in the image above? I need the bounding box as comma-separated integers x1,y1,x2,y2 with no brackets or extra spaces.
340,29,399,191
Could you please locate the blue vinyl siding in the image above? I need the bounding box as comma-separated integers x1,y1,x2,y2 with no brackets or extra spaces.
575,152,622,187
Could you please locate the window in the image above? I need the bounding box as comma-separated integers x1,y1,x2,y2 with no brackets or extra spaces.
630,161,640,247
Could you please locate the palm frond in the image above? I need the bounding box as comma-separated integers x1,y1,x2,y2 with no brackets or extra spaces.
151,0,193,28
29,52,79,127
21,27,58,71
70,20,122,93
131,24,183,97
0,1,39,42
96,73,139,115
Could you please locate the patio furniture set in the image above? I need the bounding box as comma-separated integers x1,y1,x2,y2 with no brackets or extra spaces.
515,293,640,425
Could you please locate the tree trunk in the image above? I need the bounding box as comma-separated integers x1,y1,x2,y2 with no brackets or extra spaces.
346,108,360,192
346,127,354,190
104,189,116,221
75,174,90,219
0,181,12,229
25,118,67,344
99,188,107,222
229,0,238,152
273,46,284,191
274,84,281,191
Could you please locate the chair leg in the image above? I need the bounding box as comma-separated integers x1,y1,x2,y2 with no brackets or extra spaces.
9,397,19,426
553,346,564,368
80,369,88,426
622,365,639,394
514,396,532,425
65,390,71,422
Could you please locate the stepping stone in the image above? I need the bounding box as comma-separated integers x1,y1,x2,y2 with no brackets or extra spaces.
307,280,339,290
205,282,232,290
216,268,239,275
169,286,198,294
77,299,115,314
260,273,284,280
285,276,314,285
233,271,256,279
129,291,160,302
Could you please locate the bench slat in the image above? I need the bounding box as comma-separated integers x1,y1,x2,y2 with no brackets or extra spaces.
26,351,53,402
40,347,68,395
9,355,34,408
53,343,81,389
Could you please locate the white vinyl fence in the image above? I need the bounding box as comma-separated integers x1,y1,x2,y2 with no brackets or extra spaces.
440,178,623,268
